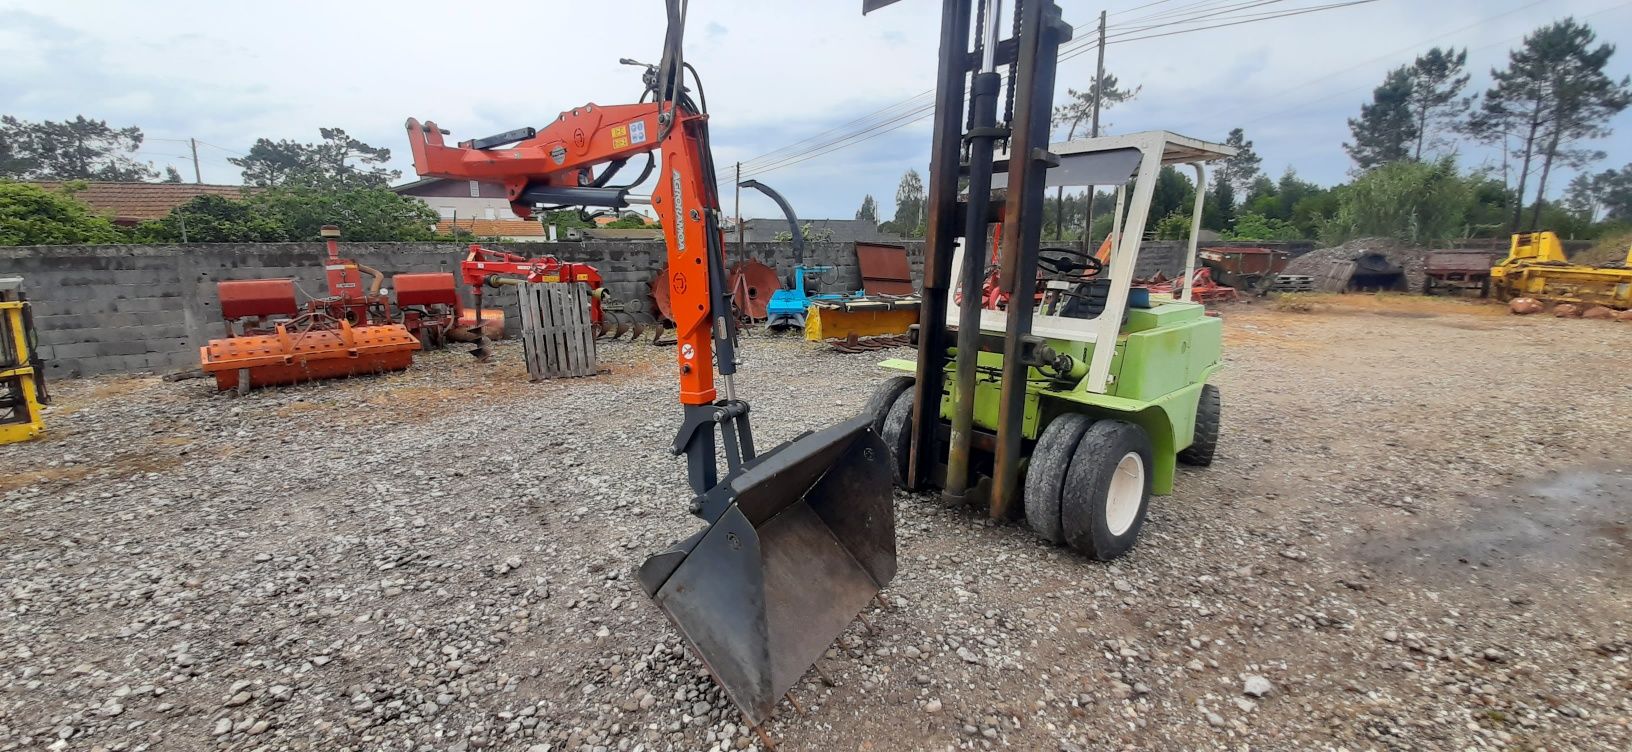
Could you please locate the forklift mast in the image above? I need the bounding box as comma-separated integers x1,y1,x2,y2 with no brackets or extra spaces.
880,0,1072,511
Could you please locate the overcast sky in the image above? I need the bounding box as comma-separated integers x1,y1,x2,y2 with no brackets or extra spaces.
3,0,1630,222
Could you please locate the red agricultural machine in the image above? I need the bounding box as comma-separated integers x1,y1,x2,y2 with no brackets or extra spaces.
461,244,657,354
199,225,427,393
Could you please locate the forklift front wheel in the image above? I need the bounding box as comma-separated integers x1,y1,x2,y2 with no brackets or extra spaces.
861,376,915,437
879,388,915,488
1062,421,1154,561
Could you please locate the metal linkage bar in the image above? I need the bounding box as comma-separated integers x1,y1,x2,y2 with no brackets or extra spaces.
907,0,975,492
990,0,1069,519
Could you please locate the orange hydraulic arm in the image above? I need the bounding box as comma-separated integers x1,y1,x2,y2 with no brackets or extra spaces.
406,61,752,493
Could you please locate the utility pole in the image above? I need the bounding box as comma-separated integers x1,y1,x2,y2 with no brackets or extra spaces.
1082,10,1107,250
189,138,202,184
734,162,744,265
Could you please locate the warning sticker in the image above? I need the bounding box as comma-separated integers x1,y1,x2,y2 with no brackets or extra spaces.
550,145,566,165
611,124,629,150
629,120,648,145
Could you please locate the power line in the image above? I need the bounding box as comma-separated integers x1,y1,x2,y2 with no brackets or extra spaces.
735,1,1369,179
733,0,1377,181
730,11,1114,171
196,140,247,157
1186,0,1630,133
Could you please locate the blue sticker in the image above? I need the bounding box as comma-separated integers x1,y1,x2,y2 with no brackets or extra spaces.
629,120,648,145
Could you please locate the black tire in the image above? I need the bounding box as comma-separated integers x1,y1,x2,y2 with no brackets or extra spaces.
1479,275,1491,299
1061,420,1154,561
1422,276,1433,296
861,376,915,437
879,389,915,488
1177,383,1220,467
1023,413,1094,545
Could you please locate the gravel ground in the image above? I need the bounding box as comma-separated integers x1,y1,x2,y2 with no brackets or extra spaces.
2,294,1629,752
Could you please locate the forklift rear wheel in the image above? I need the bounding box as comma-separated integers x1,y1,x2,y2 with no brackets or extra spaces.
1177,383,1220,467
879,388,915,488
861,376,915,437
1062,420,1153,561
1023,413,1094,545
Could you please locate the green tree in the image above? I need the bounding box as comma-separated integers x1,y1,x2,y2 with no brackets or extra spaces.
1564,165,1632,222
0,115,157,181
132,193,285,242
1466,19,1632,230
1223,212,1300,241
603,213,650,229
1243,175,1277,213
885,169,926,237
231,127,399,189
1050,73,1139,238
163,165,184,183
1203,180,1236,233
0,182,128,245
855,194,878,224
1217,127,1262,195
541,209,595,231
1345,66,1419,170
251,187,435,241
1149,166,1195,224
1320,159,1475,244
1405,47,1470,160
137,187,437,243
773,222,835,243
1153,210,1194,241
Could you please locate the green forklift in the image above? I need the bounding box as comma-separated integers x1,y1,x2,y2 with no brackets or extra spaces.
859,54,1233,557
867,128,1233,558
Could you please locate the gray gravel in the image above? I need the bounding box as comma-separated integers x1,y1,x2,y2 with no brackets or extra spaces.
1,297,1628,751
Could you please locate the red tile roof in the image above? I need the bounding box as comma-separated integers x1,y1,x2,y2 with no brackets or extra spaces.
435,218,547,237
28,181,257,224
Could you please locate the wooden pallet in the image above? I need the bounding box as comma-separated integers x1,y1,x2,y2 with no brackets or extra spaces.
1271,274,1317,293
517,282,597,380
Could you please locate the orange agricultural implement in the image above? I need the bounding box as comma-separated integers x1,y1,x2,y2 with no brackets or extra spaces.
199,226,422,393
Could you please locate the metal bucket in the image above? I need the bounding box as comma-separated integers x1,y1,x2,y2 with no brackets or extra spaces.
637,415,896,727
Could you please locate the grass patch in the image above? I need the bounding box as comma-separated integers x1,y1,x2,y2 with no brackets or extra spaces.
1271,293,1322,313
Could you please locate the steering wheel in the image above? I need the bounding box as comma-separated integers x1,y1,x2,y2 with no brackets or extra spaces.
1036,247,1103,280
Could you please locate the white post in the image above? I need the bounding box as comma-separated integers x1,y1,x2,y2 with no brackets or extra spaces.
1183,163,1207,303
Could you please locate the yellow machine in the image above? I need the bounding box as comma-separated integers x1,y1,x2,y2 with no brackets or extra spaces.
0,277,48,445
1491,231,1632,309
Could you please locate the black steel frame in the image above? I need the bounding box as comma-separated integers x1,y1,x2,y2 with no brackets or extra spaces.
907,0,1069,518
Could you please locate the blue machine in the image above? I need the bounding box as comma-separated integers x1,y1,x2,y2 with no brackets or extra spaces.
765,265,859,329
740,179,859,329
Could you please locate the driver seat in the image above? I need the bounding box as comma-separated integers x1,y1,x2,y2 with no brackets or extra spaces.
1058,278,1112,319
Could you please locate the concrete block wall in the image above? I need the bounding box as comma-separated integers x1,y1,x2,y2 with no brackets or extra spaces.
0,239,927,380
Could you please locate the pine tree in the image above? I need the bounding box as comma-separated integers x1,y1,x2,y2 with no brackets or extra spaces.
888,169,926,237
1217,128,1262,196
1345,66,1419,170
1050,73,1138,238
1465,19,1632,229
855,194,878,224
1405,47,1470,160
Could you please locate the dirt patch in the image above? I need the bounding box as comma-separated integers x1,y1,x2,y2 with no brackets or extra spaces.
0,451,183,493
1355,467,1632,581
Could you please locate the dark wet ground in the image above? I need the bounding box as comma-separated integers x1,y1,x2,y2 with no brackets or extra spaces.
1358,466,1632,581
